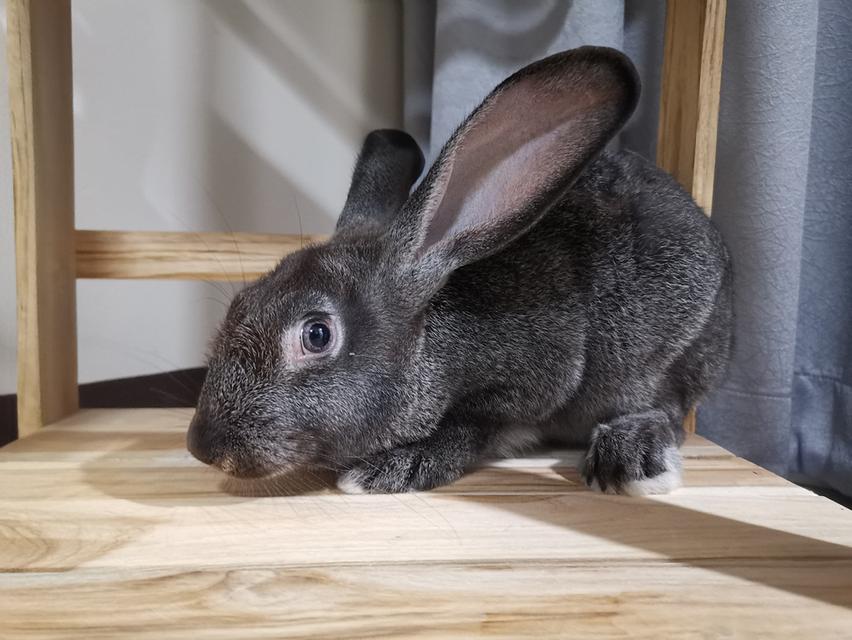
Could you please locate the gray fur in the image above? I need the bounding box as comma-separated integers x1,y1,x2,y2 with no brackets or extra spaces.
187,47,732,495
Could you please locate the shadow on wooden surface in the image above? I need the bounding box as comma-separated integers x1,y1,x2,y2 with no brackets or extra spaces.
68,426,852,613
448,468,852,611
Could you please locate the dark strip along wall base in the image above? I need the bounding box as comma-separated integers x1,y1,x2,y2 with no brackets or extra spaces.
0,367,207,447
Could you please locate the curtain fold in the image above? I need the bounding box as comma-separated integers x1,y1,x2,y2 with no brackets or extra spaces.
698,1,819,475
403,0,852,496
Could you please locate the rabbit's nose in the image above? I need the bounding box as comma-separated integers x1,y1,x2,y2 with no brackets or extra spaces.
186,412,222,466
187,413,268,478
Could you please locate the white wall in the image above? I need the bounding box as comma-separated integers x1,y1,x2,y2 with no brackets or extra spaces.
0,0,402,393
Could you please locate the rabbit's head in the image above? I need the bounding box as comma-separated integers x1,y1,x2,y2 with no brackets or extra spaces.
188,47,639,478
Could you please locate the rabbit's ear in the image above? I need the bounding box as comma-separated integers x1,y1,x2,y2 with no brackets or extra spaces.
335,129,425,236
390,47,639,283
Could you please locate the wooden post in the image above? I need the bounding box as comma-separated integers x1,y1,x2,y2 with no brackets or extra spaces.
7,0,78,436
657,0,727,432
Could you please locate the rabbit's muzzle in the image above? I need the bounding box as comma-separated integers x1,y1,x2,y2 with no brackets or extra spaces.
187,412,271,479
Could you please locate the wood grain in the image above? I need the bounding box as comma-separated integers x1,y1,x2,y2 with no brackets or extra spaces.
657,0,727,213
75,230,329,280
1,408,851,638
657,0,727,435
7,0,78,437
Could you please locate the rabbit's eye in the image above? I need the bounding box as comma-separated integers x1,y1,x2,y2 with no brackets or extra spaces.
301,320,332,353
288,312,340,363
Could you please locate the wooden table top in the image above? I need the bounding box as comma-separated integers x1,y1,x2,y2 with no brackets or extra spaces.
1,408,851,638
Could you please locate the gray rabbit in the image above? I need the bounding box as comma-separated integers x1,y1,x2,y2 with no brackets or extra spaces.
187,46,732,496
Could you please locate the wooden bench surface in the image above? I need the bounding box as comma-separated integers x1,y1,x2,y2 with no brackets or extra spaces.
1,408,851,638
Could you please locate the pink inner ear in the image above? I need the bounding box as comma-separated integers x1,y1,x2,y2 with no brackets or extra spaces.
422,75,619,252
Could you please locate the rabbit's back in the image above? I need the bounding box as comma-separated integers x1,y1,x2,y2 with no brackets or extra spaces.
565,150,731,372
428,150,732,430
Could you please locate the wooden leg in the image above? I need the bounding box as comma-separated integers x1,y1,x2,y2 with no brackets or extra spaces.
7,0,78,436
656,0,727,434
657,0,727,214
683,408,697,435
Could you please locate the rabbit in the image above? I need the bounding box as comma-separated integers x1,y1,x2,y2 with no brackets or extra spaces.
187,46,733,496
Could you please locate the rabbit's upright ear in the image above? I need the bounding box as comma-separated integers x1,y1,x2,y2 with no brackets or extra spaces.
389,47,639,289
335,129,425,237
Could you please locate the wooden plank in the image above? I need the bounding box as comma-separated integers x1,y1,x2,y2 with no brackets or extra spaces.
7,0,78,436
657,0,727,213
657,0,727,434
1,409,852,637
0,412,782,501
75,230,327,280
2,560,852,639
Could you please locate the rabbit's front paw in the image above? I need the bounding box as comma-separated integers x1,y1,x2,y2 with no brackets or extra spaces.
581,411,683,496
337,444,461,494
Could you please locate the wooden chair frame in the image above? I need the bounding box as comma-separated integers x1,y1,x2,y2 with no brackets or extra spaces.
8,0,726,440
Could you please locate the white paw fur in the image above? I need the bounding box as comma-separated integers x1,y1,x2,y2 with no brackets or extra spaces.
336,471,367,494
621,446,683,496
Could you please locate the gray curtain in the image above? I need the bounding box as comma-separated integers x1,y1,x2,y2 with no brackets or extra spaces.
403,0,852,497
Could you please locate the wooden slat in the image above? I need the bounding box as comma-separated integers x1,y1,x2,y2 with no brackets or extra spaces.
1,408,852,637
75,230,328,280
2,560,852,639
657,0,727,434
7,0,78,436
657,0,727,213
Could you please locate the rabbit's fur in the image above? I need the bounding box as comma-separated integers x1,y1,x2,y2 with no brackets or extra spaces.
188,47,732,495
